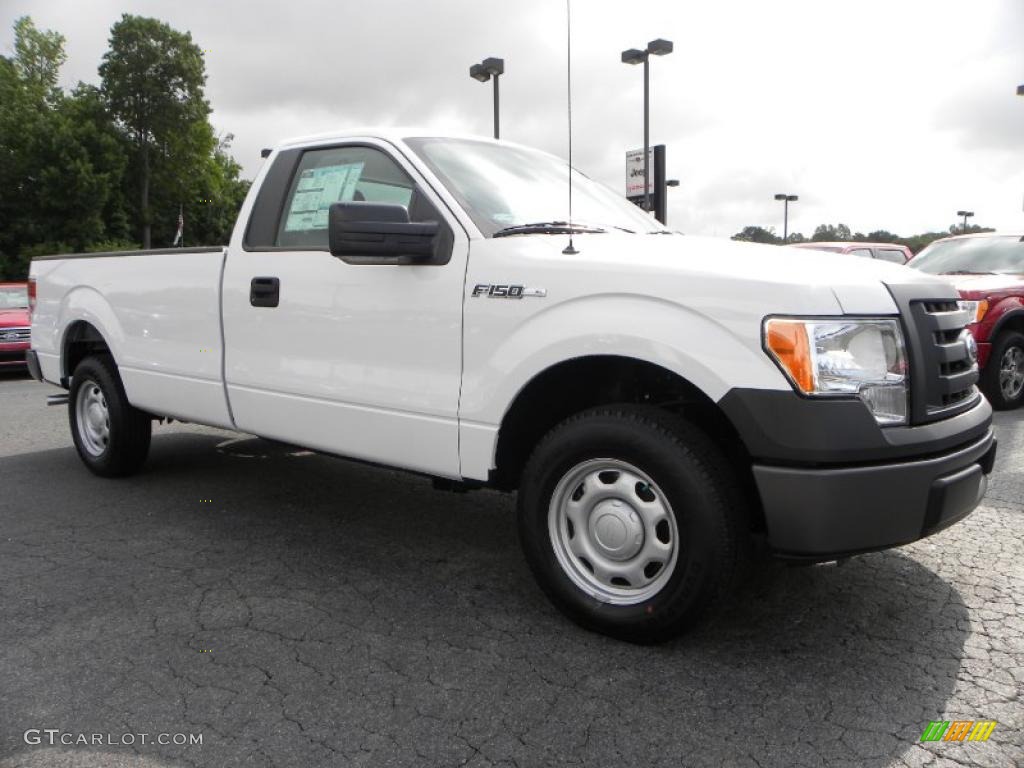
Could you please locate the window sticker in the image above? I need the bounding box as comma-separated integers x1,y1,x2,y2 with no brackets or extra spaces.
284,162,364,232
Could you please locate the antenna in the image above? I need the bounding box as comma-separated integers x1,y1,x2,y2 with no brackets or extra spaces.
562,0,578,255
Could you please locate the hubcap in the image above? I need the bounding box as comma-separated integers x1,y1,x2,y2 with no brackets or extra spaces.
548,459,679,605
76,381,110,457
999,345,1024,401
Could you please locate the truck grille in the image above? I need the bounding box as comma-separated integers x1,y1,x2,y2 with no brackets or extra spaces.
903,296,979,423
0,327,30,343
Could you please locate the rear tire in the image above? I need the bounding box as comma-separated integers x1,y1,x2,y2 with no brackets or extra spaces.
69,355,151,477
517,405,747,644
981,331,1024,410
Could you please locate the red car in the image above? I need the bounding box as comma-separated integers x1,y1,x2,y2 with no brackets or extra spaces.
909,233,1024,409
0,282,31,369
791,241,913,264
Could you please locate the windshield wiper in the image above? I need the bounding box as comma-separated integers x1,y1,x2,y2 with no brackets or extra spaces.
492,221,607,238
940,270,997,275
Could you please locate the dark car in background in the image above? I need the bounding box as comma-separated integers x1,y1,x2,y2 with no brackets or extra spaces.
0,282,31,370
909,233,1024,409
791,241,913,264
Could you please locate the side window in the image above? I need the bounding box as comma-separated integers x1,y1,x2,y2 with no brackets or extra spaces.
877,249,908,264
848,248,874,259
276,146,417,249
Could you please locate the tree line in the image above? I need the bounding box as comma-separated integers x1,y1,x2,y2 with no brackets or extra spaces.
0,15,249,280
731,222,995,253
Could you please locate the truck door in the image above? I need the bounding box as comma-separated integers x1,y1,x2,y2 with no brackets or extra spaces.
221,140,468,477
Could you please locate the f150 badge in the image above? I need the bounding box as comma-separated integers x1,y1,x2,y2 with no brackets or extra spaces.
471,284,547,299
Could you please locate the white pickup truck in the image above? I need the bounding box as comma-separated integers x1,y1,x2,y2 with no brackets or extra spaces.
28,130,996,642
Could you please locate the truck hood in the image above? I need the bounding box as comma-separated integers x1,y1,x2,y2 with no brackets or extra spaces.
529,233,952,314
938,272,1024,300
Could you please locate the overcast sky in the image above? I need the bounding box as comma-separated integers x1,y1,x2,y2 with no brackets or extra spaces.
3,0,1023,237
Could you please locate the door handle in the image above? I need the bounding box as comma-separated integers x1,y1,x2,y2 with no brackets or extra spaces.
250,277,280,307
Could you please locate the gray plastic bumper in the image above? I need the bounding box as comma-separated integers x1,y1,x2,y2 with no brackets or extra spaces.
25,349,43,382
754,429,997,558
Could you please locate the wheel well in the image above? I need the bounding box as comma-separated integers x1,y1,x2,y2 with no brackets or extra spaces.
491,356,764,532
62,321,111,383
993,312,1024,338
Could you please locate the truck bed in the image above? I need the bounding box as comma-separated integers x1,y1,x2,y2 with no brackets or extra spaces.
30,246,232,428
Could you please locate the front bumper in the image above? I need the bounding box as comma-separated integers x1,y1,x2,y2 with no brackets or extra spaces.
0,342,30,367
755,429,997,558
25,349,43,381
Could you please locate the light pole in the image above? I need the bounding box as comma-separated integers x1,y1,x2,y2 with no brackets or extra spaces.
469,57,504,139
774,193,798,243
957,210,974,233
621,39,673,214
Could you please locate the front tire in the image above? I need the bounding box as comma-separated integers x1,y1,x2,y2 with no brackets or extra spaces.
981,331,1024,410
69,355,152,477
517,406,746,644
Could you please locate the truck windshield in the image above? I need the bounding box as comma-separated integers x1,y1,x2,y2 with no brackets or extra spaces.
910,236,1024,275
405,137,667,238
0,286,28,308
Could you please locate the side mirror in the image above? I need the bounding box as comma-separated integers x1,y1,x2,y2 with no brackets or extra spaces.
328,202,439,264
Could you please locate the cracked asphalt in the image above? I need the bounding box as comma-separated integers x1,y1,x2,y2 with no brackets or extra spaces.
1,369,1021,768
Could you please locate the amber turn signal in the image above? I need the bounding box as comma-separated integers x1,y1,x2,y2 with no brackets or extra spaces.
764,318,814,393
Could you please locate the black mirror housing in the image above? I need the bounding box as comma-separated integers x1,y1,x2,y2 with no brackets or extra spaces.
328,202,439,264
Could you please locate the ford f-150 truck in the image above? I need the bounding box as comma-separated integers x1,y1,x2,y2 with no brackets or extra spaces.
27,130,997,643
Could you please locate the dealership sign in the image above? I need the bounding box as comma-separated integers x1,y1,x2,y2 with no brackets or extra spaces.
625,148,654,196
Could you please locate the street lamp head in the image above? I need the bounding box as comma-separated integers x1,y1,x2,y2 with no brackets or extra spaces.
1017,84,1024,96
666,179,680,187
469,63,490,82
956,210,974,217
621,48,646,65
647,39,673,56
481,57,504,76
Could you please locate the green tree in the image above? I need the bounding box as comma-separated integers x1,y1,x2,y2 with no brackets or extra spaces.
0,18,132,278
811,223,852,242
731,225,781,244
99,15,211,249
182,134,251,246
11,15,65,101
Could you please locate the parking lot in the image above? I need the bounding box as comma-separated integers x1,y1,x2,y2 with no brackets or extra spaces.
0,368,1021,768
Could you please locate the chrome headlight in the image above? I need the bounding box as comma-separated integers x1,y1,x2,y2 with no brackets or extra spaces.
764,317,909,425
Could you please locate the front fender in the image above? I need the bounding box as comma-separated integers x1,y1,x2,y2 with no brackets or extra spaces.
987,300,1024,339
460,293,788,426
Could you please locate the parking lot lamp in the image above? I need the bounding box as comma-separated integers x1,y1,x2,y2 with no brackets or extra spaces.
621,39,673,213
957,210,974,233
469,57,505,139
774,193,798,243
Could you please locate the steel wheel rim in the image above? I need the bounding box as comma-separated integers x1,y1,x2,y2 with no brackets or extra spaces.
548,458,680,605
999,346,1024,400
76,380,110,457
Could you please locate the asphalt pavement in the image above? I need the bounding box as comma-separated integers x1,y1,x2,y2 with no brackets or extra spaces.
0,368,1021,768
